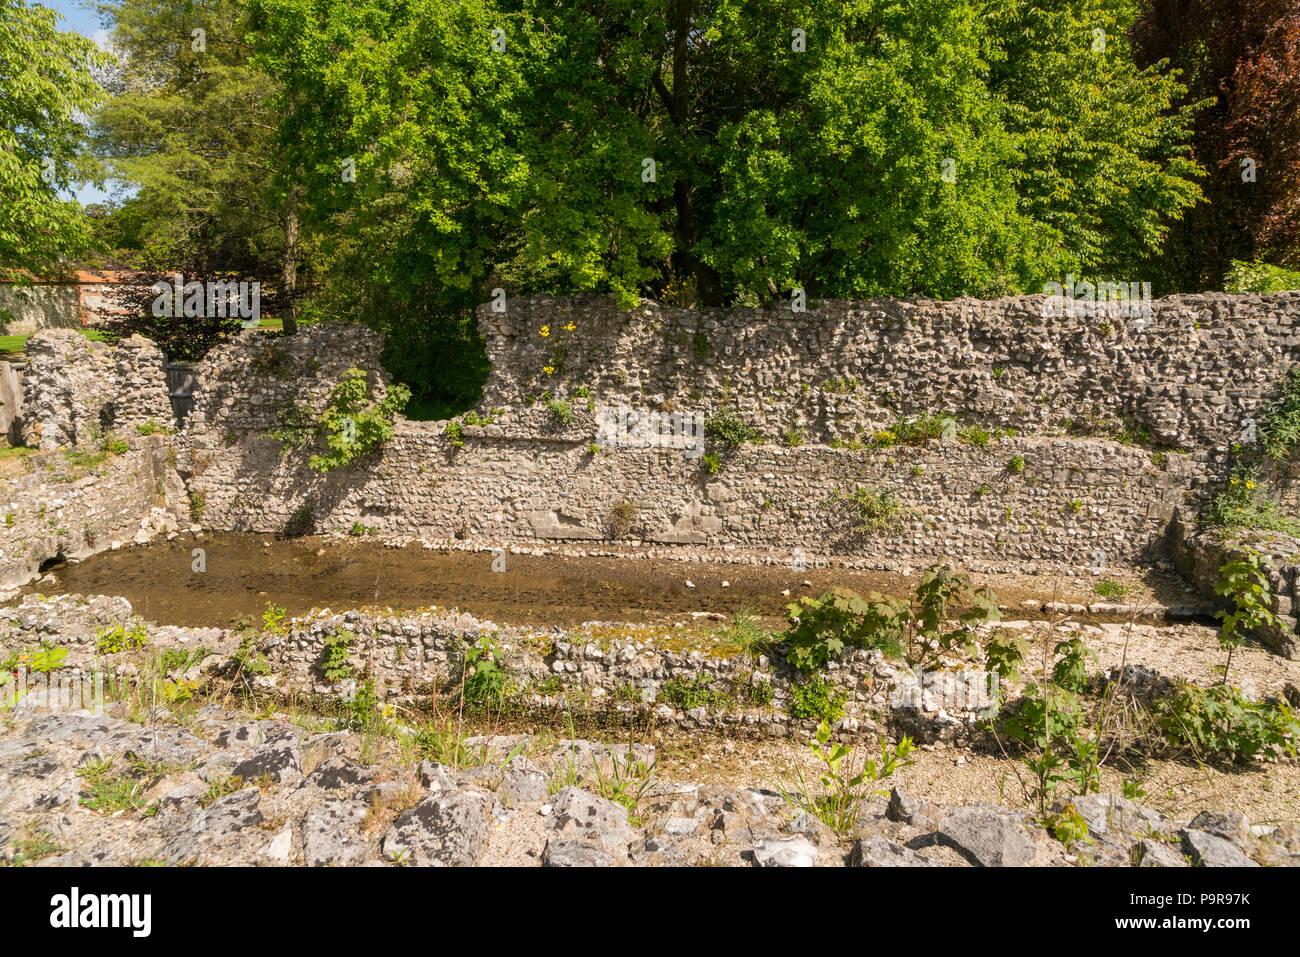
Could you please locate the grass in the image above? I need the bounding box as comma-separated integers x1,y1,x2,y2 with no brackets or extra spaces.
0,327,113,357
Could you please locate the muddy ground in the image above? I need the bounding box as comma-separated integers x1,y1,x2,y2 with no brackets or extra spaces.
20,532,1209,630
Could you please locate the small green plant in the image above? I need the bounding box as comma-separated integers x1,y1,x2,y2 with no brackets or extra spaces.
458,638,506,708
79,759,148,814
285,504,314,536
1008,455,1025,474
959,426,991,447
1121,779,1147,800
443,420,464,448
590,747,656,826
783,426,804,447
746,677,774,706
321,629,355,683
833,485,901,534
661,671,726,710
261,602,288,638
704,407,760,446
1049,803,1094,849
232,630,272,680
716,604,770,656
586,443,601,455
200,774,245,807
789,675,849,722
692,330,709,361
701,451,721,474
1093,580,1129,600
4,513,12,528
1214,549,1279,685
188,490,205,522
609,501,636,538
545,398,574,424
348,521,373,536
95,621,148,655
777,720,915,834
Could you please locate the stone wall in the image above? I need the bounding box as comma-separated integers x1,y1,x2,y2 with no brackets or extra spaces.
0,283,80,334
477,292,1300,450
0,436,189,593
186,425,1194,568
20,330,174,450
18,293,1300,574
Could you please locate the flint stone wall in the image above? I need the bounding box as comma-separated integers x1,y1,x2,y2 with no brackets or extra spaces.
477,292,1300,450
1168,511,1300,659
0,436,189,592
20,330,173,450
264,608,997,744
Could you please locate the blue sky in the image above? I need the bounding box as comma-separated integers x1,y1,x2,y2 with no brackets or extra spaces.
43,0,118,205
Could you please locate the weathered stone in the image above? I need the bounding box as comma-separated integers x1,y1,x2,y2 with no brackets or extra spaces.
546,786,633,853
542,838,616,867
1179,829,1260,868
849,836,942,867
751,836,817,867
382,790,490,866
303,799,371,866
1134,838,1189,868
231,731,302,786
933,806,1038,867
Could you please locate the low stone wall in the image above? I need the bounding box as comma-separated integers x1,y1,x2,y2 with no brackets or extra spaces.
21,331,173,450
1168,509,1300,659
0,436,189,592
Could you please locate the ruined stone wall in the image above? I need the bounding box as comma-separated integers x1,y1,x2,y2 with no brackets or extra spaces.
477,292,1300,451
20,330,174,450
0,436,189,593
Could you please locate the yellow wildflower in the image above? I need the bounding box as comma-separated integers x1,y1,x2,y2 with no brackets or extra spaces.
543,366,555,375
539,325,550,337
564,322,576,331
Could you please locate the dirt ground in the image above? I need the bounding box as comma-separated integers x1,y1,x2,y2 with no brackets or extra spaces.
25,531,1200,629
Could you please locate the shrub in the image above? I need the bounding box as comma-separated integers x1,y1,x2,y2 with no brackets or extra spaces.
1224,260,1300,294
782,588,907,672
1155,682,1299,764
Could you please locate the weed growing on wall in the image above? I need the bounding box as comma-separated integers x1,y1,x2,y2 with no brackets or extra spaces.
268,366,409,472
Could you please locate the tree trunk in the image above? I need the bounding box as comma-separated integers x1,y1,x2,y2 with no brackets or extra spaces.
281,187,300,336
666,0,724,305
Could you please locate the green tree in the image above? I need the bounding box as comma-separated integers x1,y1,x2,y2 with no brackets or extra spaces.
90,0,301,331
0,0,108,275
